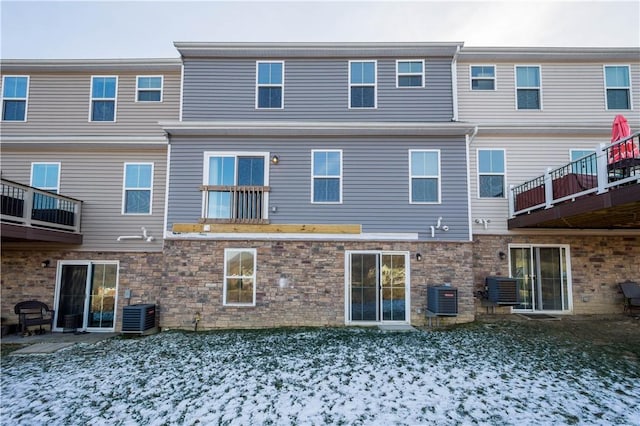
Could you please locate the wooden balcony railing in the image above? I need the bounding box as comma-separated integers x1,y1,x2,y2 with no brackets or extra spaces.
200,185,270,224
1,178,83,233
510,131,640,217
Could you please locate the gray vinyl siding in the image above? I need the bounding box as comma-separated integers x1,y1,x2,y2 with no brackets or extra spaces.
0,71,181,136
469,135,609,234
1,147,166,252
167,136,470,241
182,58,454,122
457,61,640,127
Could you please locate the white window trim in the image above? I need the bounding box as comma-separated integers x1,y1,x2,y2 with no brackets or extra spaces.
396,59,425,88
514,65,542,111
89,75,118,122
469,65,496,91
1,75,29,122
409,149,441,204
223,248,257,307
255,61,285,109
311,149,343,204
348,60,377,109
121,162,154,215
603,64,632,110
476,148,506,199
30,162,61,193
202,151,270,218
136,75,163,103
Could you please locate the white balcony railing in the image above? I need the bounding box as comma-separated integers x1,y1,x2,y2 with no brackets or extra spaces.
1,178,82,233
509,132,640,217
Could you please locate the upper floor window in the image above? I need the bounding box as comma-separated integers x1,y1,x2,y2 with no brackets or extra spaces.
397,60,424,88
312,150,342,203
604,65,631,110
470,65,495,90
136,76,163,102
204,153,268,221
2,76,28,121
570,149,597,175
256,61,284,109
90,76,117,121
223,248,257,306
349,61,376,108
478,149,505,198
515,66,541,110
410,150,440,203
123,163,153,214
31,162,60,193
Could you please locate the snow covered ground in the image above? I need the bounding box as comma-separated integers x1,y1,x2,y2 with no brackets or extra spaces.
2,323,639,425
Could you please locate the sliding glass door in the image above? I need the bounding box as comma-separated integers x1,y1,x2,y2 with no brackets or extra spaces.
348,252,409,323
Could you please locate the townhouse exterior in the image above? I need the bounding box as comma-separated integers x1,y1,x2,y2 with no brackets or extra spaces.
1,59,182,332
457,47,640,315
1,43,638,332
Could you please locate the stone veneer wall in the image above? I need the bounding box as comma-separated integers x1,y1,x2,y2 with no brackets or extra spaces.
1,239,475,330
472,235,639,315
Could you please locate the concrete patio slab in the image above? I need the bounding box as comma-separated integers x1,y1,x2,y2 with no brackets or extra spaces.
9,342,75,355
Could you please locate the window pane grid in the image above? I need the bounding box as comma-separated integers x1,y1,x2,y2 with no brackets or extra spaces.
312,150,341,203
124,164,152,214
350,61,376,108
257,62,283,108
2,76,28,121
605,66,630,110
397,60,424,87
91,76,116,121
410,151,440,203
471,66,495,91
224,249,256,306
478,149,505,198
137,76,162,102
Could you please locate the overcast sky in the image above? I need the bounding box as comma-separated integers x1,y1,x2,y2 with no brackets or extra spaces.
1,0,639,59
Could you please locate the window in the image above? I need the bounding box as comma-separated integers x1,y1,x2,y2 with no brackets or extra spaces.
349,61,376,108
2,76,28,121
604,66,631,110
397,60,424,88
136,76,163,102
515,66,541,110
478,149,505,198
204,153,267,220
410,150,440,203
31,163,60,211
31,163,60,193
570,149,597,175
90,76,117,121
224,248,257,306
470,65,495,90
123,163,153,214
312,150,342,203
256,61,284,109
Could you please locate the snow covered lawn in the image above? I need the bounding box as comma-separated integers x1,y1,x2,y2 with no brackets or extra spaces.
2,323,639,425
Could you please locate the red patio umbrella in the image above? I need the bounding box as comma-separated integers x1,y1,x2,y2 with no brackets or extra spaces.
609,114,637,163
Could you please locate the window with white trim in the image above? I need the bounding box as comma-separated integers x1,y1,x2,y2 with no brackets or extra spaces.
470,65,495,90
312,150,342,203
90,76,117,121
410,150,440,203
604,65,631,110
203,153,268,221
478,149,505,198
349,61,376,108
123,163,153,214
570,149,597,175
515,66,540,110
256,61,284,109
136,76,163,102
397,60,424,88
2,75,29,121
224,248,257,306
31,162,60,211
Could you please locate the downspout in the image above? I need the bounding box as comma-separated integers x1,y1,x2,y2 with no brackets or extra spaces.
451,44,461,122
466,126,479,242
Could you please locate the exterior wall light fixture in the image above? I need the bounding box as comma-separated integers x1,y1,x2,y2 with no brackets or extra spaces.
271,155,279,165
416,253,423,261
41,260,51,268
